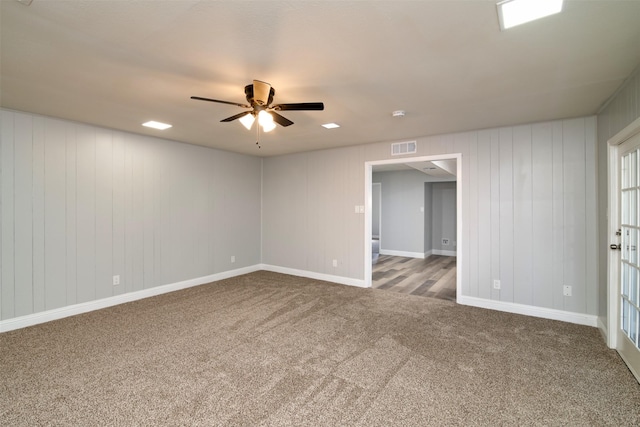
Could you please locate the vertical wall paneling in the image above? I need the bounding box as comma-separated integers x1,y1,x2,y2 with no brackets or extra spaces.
263,117,596,317
552,121,565,310
1,109,263,323
348,147,365,279
14,112,34,316
142,138,155,289
65,123,77,305
123,134,134,294
531,122,554,308
75,124,97,303
490,129,501,301
512,125,533,306
210,150,225,274
585,117,598,316
477,130,492,299
95,128,113,300
111,132,125,296
1,111,15,319
153,142,165,285
131,138,145,291
1,107,602,323
499,127,515,302
306,153,326,273
32,116,46,313
468,133,479,297
44,119,68,310
262,154,309,270
563,118,587,313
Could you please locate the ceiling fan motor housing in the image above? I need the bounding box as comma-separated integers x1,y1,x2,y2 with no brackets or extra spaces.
245,83,274,107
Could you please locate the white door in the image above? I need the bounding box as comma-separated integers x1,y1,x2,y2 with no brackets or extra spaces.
616,131,640,382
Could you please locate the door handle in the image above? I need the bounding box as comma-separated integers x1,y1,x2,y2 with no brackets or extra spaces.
610,244,621,250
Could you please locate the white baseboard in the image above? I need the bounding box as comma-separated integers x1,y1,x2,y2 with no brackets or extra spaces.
0,264,261,333
1,264,599,333
432,249,457,257
379,249,425,259
457,295,598,327
260,264,367,288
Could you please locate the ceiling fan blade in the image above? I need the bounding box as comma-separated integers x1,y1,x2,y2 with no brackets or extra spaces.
252,80,272,106
191,96,250,108
220,111,252,122
271,111,294,127
272,102,324,111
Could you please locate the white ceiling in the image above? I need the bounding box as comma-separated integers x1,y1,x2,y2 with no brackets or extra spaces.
2,0,640,157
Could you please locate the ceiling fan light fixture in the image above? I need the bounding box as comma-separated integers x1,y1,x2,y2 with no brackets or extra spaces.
258,110,276,132
239,113,255,130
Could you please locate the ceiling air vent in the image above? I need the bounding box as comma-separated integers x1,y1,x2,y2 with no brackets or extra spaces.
391,140,417,156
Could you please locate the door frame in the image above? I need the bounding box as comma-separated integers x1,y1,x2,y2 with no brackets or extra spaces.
364,153,462,302
607,116,640,349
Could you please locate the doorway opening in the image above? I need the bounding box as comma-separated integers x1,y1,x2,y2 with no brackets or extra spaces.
364,154,462,303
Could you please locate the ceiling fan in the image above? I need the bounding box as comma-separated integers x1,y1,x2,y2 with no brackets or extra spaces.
191,80,324,133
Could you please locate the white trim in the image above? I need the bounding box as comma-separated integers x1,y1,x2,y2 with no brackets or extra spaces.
432,249,457,257
458,295,598,327
379,249,425,259
260,264,367,288
607,141,620,348
607,116,640,146
606,116,640,348
0,265,261,333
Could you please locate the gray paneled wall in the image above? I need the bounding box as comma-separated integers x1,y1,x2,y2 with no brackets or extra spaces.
263,116,598,316
372,171,455,256
597,65,640,327
431,182,456,253
1,110,262,320
373,170,430,255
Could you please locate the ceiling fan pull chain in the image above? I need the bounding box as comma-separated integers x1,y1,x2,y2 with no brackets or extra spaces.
256,120,261,149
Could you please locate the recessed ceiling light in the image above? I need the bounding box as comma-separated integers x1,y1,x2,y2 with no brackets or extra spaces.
497,0,563,30
322,123,340,129
392,110,406,118
142,120,172,130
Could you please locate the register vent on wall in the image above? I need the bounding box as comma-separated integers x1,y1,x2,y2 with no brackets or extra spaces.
391,140,417,156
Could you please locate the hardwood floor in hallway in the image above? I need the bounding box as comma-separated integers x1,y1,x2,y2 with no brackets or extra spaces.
372,255,456,301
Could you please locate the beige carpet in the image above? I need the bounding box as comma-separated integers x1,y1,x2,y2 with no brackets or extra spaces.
1,271,638,426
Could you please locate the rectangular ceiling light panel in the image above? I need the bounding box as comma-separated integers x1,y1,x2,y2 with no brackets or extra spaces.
142,120,172,130
497,0,563,30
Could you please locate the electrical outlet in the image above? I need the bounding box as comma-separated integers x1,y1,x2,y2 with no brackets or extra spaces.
332,259,338,267
113,275,120,286
442,238,450,246
563,285,572,297
231,256,235,263
493,279,501,290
